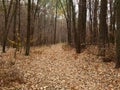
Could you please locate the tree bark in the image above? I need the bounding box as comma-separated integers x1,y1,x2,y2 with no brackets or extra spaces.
2,0,13,53
70,0,79,53
13,0,18,48
115,0,120,68
25,0,31,56
54,0,58,44
93,0,98,44
98,0,107,57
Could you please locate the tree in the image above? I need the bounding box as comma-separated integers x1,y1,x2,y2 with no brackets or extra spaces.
54,0,58,44
88,0,93,44
98,0,108,57
75,0,87,53
69,0,79,53
13,0,18,48
2,0,13,53
66,0,72,45
25,0,31,56
109,0,115,44
93,0,98,44
115,0,120,68
58,0,73,45
31,0,40,46
80,0,87,48
77,0,82,53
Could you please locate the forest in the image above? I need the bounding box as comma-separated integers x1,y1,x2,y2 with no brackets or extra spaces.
0,0,120,90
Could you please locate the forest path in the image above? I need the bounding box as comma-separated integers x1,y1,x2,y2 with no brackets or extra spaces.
2,44,120,90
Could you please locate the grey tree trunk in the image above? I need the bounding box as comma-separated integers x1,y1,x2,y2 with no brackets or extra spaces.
115,0,120,68
70,0,79,53
81,0,87,48
93,0,98,44
66,0,72,45
25,0,31,56
54,0,58,44
13,0,18,48
2,0,13,53
98,0,108,57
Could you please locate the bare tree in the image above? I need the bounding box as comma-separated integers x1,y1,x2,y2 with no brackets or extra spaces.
98,0,108,57
54,0,58,44
13,0,18,48
93,0,98,44
25,0,31,56
115,0,120,68
2,0,13,53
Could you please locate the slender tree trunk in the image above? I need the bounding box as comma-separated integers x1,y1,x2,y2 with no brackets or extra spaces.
89,0,93,44
77,0,87,50
109,0,115,44
2,0,13,53
13,0,18,48
66,0,72,45
112,5,116,42
98,0,107,57
18,0,21,45
70,0,80,53
18,0,21,34
93,0,98,44
30,0,40,46
77,0,82,53
82,0,87,48
81,0,87,48
54,0,58,44
25,0,31,56
115,0,120,68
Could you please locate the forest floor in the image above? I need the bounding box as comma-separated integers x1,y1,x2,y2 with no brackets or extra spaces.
0,43,120,90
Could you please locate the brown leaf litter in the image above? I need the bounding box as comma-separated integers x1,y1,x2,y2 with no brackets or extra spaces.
0,43,120,90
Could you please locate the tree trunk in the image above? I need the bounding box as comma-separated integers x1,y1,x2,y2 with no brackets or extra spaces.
2,0,13,53
54,0,58,44
25,0,31,56
93,0,98,44
81,0,87,48
115,0,120,68
89,0,93,44
70,0,79,53
13,0,18,48
98,0,107,57
66,0,72,45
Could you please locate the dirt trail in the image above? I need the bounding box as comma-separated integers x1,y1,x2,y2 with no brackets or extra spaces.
1,44,120,90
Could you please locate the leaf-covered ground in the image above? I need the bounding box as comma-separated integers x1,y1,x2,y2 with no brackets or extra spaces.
0,44,120,90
